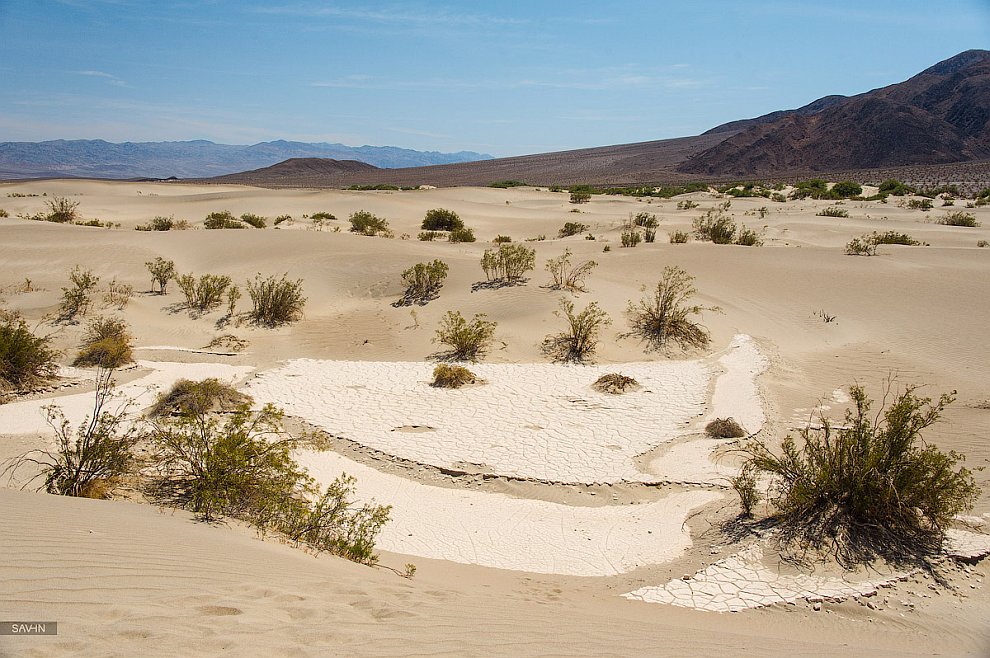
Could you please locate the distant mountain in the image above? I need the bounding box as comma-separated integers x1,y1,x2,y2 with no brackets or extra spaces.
679,49,990,176
0,139,492,179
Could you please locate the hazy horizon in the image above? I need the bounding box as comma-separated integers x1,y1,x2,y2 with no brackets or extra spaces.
2,1,988,158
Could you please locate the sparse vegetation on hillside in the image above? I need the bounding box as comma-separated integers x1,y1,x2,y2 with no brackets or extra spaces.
620,230,642,247
433,311,497,361
136,215,190,231
625,265,717,352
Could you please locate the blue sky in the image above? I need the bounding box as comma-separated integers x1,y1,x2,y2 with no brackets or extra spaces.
1,1,987,156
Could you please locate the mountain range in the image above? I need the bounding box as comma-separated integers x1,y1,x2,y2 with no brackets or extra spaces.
0,139,492,180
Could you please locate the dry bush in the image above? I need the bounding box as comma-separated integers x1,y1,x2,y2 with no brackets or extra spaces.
0,310,58,395
45,196,80,223
147,377,252,417
58,266,100,322
625,265,718,352
177,273,232,312
204,334,248,352
146,257,176,295
669,230,690,244
246,274,306,327
433,311,497,362
592,373,639,394
545,248,597,292
431,363,477,388
73,316,133,369
541,299,611,363
706,417,746,439
397,260,448,306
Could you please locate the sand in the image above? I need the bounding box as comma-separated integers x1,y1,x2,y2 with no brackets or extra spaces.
2,180,990,656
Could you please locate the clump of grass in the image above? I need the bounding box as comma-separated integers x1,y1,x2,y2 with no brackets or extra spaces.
246,274,306,327
669,230,690,244
431,363,476,388
545,248,597,293
146,257,176,295
0,310,58,396
541,299,611,363
397,260,448,306
422,208,463,231
740,383,980,565
147,377,252,417
177,273,232,312
558,221,589,238
73,316,133,369
447,226,476,243
816,206,849,218
433,311,497,362
348,210,391,236
624,265,718,352
937,212,980,227
706,417,746,439
58,266,100,322
592,373,640,394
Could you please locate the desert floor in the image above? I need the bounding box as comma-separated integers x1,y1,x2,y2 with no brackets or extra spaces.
1,180,989,656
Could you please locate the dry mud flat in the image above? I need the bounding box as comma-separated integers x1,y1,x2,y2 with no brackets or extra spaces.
2,180,990,656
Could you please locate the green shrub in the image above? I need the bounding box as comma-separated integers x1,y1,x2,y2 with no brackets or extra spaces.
730,463,760,517
620,230,641,247
735,225,763,246
0,209,8,218
433,311,497,361
58,266,100,322
176,273,232,312
431,363,476,388
569,191,591,204
348,210,390,236
240,213,267,229
246,274,306,326
817,206,848,218
831,181,863,198
204,211,245,229
771,192,787,203
226,285,241,317
146,257,176,295
669,230,690,244
845,235,879,256
706,417,745,439
480,243,536,284
0,310,58,394
148,402,390,564
873,231,920,245
541,299,611,363
878,179,915,196
740,384,979,564
632,212,659,228
592,373,639,394
676,200,699,210
73,316,133,369
493,234,512,244
489,180,527,188
906,198,933,211
447,226,476,243
545,248,597,292
310,211,336,221
147,377,252,418
558,221,589,238
5,369,139,497
693,204,736,243
397,260,449,306
937,212,980,227
45,196,80,223
274,214,292,225
136,215,175,231
418,231,444,241
625,265,717,352
422,208,463,231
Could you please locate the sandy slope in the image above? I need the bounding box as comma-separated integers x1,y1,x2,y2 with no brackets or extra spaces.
2,180,990,656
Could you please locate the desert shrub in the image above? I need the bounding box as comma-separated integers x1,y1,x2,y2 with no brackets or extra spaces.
147,377,252,418
906,198,933,211
771,192,787,203
73,316,133,369
676,200,699,210
433,311,497,361
274,215,292,225
873,231,920,245
422,208,463,231
204,211,245,229
348,210,390,236
631,212,659,228
545,248,597,292
240,213,267,229
790,179,830,200
978,240,989,248
0,310,58,394
558,221,589,238
816,206,848,218
431,363,476,388
226,285,241,317
693,204,736,243
541,299,611,363
569,191,591,204
846,235,879,256
620,230,641,247
58,266,100,322
730,463,760,517
176,273,232,312
831,181,863,198
740,384,979,564
246,274,306,326
418,231,443,241
878,179,915,196
448,226,476,243
493,234,512,244
735,225,763,246
480,243,536,284
136,215,176,231
103,279,133,310
706,417,745,439
602,244,611,252
489,180,528,188
0,209,8,218
643,227,657,243
625,265,717,352
756,206,769,219
397,259,449,306
147,402,390,564
45,196,80,223
310,212,336,221
592,373,639,394
146,257,176,295
937,212,980,227
669,230,690,244
4,369,139,497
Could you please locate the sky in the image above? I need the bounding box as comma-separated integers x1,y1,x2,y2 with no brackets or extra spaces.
1,1,988,157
